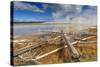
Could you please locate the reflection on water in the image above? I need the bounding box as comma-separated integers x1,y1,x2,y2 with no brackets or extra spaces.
13,23,94,36
13,23,67,36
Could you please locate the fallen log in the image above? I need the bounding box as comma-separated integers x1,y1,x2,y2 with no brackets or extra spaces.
18,55,41,65
60,30,80,62
13,42,43,57
34,41,78,60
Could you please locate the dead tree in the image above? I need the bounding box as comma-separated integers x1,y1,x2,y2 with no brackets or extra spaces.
60,30,80,62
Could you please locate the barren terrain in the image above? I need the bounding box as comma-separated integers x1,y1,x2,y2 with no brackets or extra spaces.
11,26,97,66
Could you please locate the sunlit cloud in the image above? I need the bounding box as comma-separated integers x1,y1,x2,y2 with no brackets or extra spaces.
13,1,48,12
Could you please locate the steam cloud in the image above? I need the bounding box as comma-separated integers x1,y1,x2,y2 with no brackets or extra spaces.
48,4,97,32
49,4,97,26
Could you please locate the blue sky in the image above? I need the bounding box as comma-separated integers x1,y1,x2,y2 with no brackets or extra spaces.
11,1,97,23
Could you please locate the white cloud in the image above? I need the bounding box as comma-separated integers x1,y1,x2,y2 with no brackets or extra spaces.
13,1,47,12
13,1,97,27
50,4,83,21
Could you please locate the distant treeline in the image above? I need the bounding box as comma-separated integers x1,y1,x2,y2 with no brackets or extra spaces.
11,22,70,25
13,22,45,24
